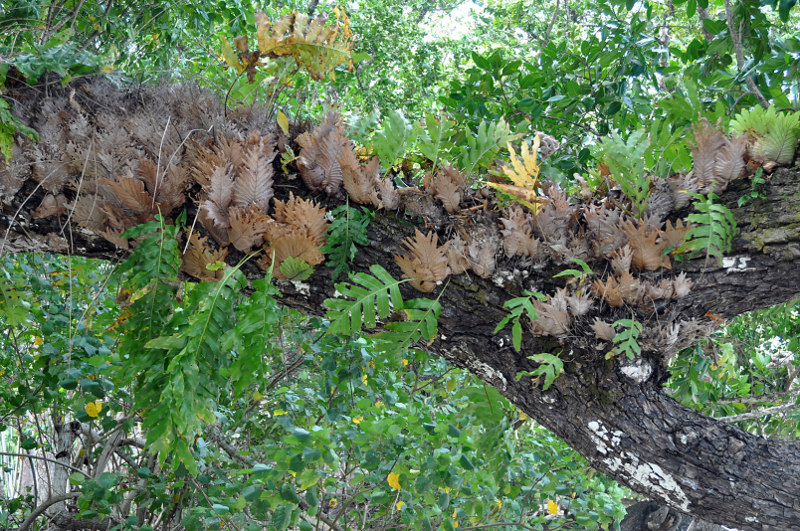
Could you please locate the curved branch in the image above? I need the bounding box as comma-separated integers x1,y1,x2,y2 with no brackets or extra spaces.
16,491,81,531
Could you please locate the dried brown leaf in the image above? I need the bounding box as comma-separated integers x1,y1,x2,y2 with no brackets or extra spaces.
621,219,671,271
394,229,451,292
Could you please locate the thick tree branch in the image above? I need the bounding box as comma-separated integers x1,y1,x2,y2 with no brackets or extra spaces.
2,78,800,530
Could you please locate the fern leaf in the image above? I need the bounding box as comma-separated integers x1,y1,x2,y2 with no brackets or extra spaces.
324,264,406,335
416,112,456,169
254,8,354,80
373,110,415,172
460,119,519,174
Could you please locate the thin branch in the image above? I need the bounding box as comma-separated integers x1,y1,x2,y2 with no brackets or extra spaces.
0,451,90,477
723,0,769,109
16,491,81,531
713,389,798,405
718,401,800,423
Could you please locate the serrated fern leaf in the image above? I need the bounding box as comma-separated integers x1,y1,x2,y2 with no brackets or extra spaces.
322,204,372,280
679,191,736,264
460,119,519,174
373,110,415,172
324,264,406,335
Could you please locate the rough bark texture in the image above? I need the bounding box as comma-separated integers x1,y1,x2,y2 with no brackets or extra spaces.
2,78,800,530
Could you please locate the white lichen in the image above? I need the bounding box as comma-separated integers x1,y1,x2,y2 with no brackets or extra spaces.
620,359,652,383
722,255,751,273
587,420,690,511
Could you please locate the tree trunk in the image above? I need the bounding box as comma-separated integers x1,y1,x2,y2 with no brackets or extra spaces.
2,77,800,530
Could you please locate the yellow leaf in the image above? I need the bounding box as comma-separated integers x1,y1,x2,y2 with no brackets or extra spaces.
85,401,102,418
490,135,543,213
329,498,338,507
387,471,401,490
487,182,546,212
33,335,43,346
445,378,457,392
0,369,5,376
361,374,368,385
352,416,364,424
273,409,287,416
547,499,558,515
277,110,290,136
402,358,409,366
396,501,405,510
220,36,246,74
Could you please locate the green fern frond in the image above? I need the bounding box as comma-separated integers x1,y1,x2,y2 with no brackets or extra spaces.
678,191,737,264
324,264,406,335
321,204,372,280
598,130,650,216
460,118,520,174
609,318,642,360
731,105,800,165
373,110,415,172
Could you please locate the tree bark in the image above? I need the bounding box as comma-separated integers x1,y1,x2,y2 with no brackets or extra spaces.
2,78,800,530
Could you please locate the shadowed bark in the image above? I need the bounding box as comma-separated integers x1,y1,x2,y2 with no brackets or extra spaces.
2,77,800,530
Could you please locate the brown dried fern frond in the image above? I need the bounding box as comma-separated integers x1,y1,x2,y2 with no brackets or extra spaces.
272,193,328,246
232,137,276,213
621,219,671,271
183,232,228,282
394,229,451,292
297,112,347,196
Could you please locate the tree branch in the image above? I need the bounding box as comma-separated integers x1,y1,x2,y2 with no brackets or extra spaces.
16,491,81,531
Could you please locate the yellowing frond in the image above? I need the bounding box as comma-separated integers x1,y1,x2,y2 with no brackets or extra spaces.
489,135,543,213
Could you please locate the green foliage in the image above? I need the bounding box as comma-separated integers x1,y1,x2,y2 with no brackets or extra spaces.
321,204,373,280
609,319,643,360
495,290,546,352
373,110,415,172
597,130,650,216
517,353,565,391
279,256,314,281
0,98,39,163
459,118,519,175
730,105,800,165
415,112,456,169
679,191,737,264
324,265,441,355
325,264,406,335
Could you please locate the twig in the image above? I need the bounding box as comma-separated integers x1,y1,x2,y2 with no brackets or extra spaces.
0,452,90,477
723,0,769,109
718,401,800,423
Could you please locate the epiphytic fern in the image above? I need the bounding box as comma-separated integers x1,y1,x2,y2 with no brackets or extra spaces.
321,204,373,280
609,318,643,360
325,264,406,335
460,118,519,175
221,8,354,82
678,191,736,265
597,130,650,217
324,265,443,354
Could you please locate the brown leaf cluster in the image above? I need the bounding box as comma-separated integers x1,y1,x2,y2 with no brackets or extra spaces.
690,118,747,194
197,133,277,251
182,232,228,282
339,147,399,209
500,206,541,259
296,112,347,196
424,164,466,213
394,229,451,292
257,193,328,279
